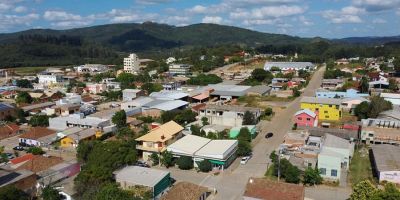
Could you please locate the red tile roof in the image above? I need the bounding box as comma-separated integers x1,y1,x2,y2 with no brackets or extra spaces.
16,155,63,173
0,123,20,139
244,178,305,200
19,127,56,140
10,153,34,165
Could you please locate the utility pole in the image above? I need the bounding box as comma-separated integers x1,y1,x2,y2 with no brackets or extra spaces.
277,148,281,182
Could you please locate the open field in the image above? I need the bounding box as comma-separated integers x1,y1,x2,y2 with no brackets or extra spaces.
227,59,266,72
11,66,69,75
348,146,374,185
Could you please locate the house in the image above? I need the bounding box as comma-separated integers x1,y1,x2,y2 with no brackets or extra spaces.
75,64,108,74
60,128,101,148
370,144,400,184
160,181,211,200
335,58,349,65
149,91,188,100
318,134,354,181
283,131,310,149
15,155,63,174
187,86,213,103
21,102,55,114
208,84,251,100
264,62,315,72
299,127,359,141
166,134,238,170
0,123,20,139
246,85,272,96
380,93,400,105
124,53,140,74
122,89,144,101
300,97,343,121
168,64,191,76
229,125,257,139
18,127,56,147
360,118,400,144
85,83,106,94
165,57,176,64
0,103,16,120
48,113,111,131
135,121,184,161
121,97,188,117
315,88,369,99
294,109,318,127
114,166,170,199
162,81,181,91
45,103,81,116
0,169,36,193
243,178,305,200
199,105,261,127
201,124,229,136
341,97,369,112
321,79,344,90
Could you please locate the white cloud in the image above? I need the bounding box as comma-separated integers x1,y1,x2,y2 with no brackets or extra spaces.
188,5,207,14
372,18,387,23
0,13,39,30
160,15,190,26
202,16,223,24
14,6,27,13
298,16,313,26
43,11,82,21
135,0,172,5
352,0,400,12
322,7,364,24
0,3,12,11
105,9,159,23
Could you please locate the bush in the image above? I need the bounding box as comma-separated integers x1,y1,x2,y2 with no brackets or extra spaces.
198,160,212,172
150,153,159,166
303,167,323,186
27,147,45,155
176,156,193,170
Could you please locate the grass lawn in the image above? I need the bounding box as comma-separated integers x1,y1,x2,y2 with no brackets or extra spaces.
12,67,49,75
264,163,276,178
348,146,374,185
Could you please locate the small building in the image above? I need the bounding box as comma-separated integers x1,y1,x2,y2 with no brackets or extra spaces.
294,109,318,127
122,89,144,101
124,53,140,74
168,64,191,76
380,93,400,106
0,169,37,193
263,62,315,72
121,97,188,117
201,124,229,136
229,125,257,139
321,79,344,90
0,123,20,140
199,105,261,127
315,88,369,99
21,102,56,114
300,97,342,121
85,83,106,94
360,118,400,144
341,97,369,112
0,103,16,120
48,113,111,131
60,128,101,148
208,84,251,100
149,91,188,100
246,85,272,96
243,178,305,200
135,121,184,161
45,103,81,116
114,166,170,199
18,127,56,147
370,144,400,184
161,181,211,200
318,134,354,181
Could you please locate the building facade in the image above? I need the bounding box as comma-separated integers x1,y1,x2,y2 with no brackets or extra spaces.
124,53,140,74
199,105,261,127
168,64,191,76
300,97,342,121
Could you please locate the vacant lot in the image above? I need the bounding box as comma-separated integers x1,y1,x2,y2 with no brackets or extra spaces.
348,146,374,185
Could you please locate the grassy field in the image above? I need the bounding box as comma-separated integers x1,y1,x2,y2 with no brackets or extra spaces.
12,67,49,75
265,163,277,179
348,146,374,185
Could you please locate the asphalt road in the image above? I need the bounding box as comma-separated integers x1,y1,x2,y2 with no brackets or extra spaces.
167,66,327,200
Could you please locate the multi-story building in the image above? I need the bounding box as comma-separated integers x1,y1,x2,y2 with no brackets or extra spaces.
300,97,342,121
123,53,140,74
360,118,400,144
48,113,111,131
315,88,369,99
0,103,16,120
168,64,191,76
199,105,261,127
85,83,107,94
122,89,144,101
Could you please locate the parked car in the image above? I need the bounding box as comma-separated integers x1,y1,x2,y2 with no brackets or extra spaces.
134,161,150,168
265,132,274,139
5,153,14,160
13,146,24,151
240,156,251,165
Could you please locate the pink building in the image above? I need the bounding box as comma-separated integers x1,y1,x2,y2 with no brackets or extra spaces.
294,109,318,127
85,83,106,94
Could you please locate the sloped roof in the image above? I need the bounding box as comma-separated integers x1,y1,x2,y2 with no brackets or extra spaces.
136,121,183,142
161,182,209,200
19,127,56,140
294,109,317,118
301,97,342,105
16,155,63,173
244,178,305,200
167,135,211,155
10,153,34,165
114,166,169,187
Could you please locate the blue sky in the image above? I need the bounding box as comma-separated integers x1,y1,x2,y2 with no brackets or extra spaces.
0,0,399,38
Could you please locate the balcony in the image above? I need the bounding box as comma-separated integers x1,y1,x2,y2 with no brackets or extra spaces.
136,145,164,152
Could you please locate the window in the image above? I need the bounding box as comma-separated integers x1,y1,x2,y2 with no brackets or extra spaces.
320,168,326,175
298,117,302,120
331,169,338,177
324,111,328,114
325,115,329,119
329,105,332,107
336,105,339,109
306,118,311,121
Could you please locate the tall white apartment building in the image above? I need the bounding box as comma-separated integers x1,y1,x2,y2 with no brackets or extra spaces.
124,53,140,74
168,64,191,76
38,74,63,85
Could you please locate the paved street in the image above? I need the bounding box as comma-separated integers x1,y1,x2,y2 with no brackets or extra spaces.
166,66,328,200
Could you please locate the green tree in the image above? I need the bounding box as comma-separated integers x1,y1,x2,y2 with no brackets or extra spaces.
394,57,400,73
176,156,193,170
16,79,33,88
141,83,163,94
284,165,301,184
112,110,127,128
95,183,133,200
187,74,222,86
242,111,256,125
201,117,209,126
371,183,400,200
150,153,159,166
368,96,393,118
16,91,32,104
354,101,370,120
29,115,49,127
359,77,369,93
198,160,212,172
303,167,323,186
0,185,29,200
161,111,178,123
116,73,136,89
350,180,378,200
161,151,174,168
237,140,252,156
116,127,134,138
190,125,202,136
292,87,301,97
264,107,273,116
41,186,65,200
251,68,273,83
237,127,251,142
388,78,398,91
27,146,45,155
174,109,197,125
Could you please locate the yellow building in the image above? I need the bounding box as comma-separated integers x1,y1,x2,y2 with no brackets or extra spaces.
61,129,101,148
300,97,342,121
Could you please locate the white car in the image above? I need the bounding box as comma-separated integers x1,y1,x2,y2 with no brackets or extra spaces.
240,156,251,165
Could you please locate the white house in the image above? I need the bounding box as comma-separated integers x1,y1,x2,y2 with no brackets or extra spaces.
166,57,176,64
199,105,261,127
38,74,63,85
49,113,111,131
85,83,106,94
380,93,400,105
124,53,140,74
122,89,143,101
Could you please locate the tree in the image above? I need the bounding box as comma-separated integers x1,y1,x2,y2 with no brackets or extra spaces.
176,156,193,170
116,73,136,89
388,78,398,91
95,183,134,200
0,185,29,200
198,160,212,172
201,117,209,126
242,111,256,125
116,127,134,138
29,115,49,127
161,151,174,168
141,83,163,94
16,79,32,88
27,146,45,155
187,74,222,86
284,165,301,184
174,109,197,125
150,153,159,166
190,125,203,136
394,57,400,73
251,68,273,83
368,96,392,118
359,77,369,93
292,87,301,97
371,183,400,200
237,127,251,142
350,180,378,200
237,140,252,156
112,110,127,128
354,101,370,120
16,91,32,104
264,107,273,116
303,167,323,186
41,186,65,200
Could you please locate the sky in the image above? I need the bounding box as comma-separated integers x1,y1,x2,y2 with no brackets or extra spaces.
0,0,399,38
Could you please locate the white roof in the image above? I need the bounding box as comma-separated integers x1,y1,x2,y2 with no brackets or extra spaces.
294,109,316,118
195,140,238,160
150,91,188,100
381,93,400,99
167,135,211,155
114,166,169,187
324,134,351,150
123,89,142,93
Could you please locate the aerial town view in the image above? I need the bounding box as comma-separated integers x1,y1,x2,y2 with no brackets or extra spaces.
0,0,399,200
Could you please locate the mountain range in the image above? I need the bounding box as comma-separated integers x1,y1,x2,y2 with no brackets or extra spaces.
0,22,398,67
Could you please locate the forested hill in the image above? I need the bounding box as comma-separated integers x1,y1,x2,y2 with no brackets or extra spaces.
0,22,399,68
